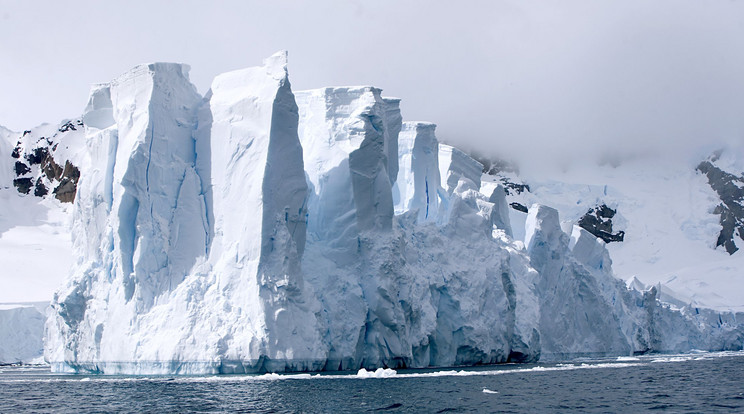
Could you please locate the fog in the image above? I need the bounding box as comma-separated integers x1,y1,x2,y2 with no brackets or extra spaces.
1,0,743,164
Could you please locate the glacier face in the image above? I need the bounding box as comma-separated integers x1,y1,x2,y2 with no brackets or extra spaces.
45,52,744,374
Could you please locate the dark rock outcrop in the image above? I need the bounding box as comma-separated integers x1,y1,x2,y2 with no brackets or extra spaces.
14,161,31,176
34,178,48,197
475,155,531,196
8,119,83,203
510,202,528,213
13,177,33,194
578,204,625,243
52,163,80,203
697,152,744,255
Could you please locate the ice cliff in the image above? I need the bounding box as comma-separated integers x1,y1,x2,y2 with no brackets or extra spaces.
45,52,744,374
0,304,46,364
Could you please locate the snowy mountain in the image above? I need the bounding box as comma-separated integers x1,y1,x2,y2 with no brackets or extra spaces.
0,119,86,363
9,120,84,201
0,120,83,307
1,52,742,370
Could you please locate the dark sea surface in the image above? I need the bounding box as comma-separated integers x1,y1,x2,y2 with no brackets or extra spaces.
2,351,743,413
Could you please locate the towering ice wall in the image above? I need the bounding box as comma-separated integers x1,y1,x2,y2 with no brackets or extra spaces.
191,51,323,373
45,52,744,375
47,53,324,374
295,103,541,368
295,87,395,248
46,63,208,371
393,122,441,222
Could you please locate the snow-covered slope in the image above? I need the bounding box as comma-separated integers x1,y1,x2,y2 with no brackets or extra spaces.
481,150,744,312
9,120,85,201
0,120,83,303
0,51,739,373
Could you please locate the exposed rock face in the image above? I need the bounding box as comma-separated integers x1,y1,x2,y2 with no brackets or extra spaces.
510,202,528,213
697,152,744,255
577,204,625,243
12,177,33,194
8,119,84,203
52,162,80,203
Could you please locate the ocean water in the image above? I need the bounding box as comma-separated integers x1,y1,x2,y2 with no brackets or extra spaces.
2,351,743,413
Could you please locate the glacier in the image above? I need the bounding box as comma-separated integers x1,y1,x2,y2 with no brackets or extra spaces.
42,52,744,374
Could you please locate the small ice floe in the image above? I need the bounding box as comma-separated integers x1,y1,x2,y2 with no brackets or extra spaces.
482,388,498,394
616,356,640,362
651,356,692,363
356,368,397,378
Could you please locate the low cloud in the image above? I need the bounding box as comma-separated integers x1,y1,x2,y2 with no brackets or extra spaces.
1,0,742,165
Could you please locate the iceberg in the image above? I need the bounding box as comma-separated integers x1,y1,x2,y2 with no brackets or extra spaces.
0,304,45,364
43,52,744,374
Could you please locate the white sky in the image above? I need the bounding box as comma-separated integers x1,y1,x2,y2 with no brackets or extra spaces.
1,0,743,163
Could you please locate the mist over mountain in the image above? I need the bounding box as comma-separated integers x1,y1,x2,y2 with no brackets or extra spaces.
2,1,743,167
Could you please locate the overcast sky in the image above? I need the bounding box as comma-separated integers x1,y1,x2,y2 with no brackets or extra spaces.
1,0,743,163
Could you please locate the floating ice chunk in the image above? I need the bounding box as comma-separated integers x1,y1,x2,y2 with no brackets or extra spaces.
356,367,397,378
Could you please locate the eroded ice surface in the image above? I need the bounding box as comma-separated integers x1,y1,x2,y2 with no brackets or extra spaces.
40,52,744,374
